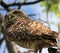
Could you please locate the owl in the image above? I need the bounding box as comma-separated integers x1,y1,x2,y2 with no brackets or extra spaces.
4,10,58,53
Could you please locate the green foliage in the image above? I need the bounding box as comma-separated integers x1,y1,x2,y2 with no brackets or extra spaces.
57,11,60,18
40,0,60,18
50,2,58,13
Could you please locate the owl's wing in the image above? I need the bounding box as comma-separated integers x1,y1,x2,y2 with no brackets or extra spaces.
26,20,58,38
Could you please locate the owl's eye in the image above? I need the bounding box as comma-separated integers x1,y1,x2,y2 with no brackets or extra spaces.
8,14,14,21
13,11,20,14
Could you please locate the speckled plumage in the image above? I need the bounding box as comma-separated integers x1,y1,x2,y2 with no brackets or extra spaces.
4,10,58,53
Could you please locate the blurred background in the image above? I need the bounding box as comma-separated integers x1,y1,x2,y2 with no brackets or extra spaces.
0,0,60,53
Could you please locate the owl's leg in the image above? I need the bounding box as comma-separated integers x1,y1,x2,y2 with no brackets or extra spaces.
34,43,39,53
34,46,38,53
34,43,43,53
38,42,43,53
39,46,43,53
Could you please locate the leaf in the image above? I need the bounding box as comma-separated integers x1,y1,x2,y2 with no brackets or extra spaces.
57,12,60,18
50,3,58,13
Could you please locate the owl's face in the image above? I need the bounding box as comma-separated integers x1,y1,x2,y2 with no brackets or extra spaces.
5,10,21,22
5,10,29,24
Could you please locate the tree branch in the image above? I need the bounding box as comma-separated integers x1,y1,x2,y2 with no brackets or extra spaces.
0,0,44,11
7,0,44,6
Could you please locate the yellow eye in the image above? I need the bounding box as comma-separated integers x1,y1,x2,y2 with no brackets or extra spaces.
8,15,12,20
8,14,14,21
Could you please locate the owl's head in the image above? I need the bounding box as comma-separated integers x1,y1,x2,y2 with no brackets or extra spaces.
5,10,29,24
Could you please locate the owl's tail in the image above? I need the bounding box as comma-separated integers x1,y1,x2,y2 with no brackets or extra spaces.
41,31,58,47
